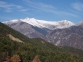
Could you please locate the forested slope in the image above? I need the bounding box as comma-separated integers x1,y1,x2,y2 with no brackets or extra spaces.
0,22,83,62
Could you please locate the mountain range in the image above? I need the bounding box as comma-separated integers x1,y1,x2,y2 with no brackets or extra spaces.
4,17,74,30
3,17,83,50
1,21,83,62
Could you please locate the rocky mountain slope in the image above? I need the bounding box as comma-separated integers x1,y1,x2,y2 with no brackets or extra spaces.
46,25,83,50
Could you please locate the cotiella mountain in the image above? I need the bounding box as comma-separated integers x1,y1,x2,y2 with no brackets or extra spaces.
4,17,74,40
3,17,83,50
1,22,83,62
4,17,74,30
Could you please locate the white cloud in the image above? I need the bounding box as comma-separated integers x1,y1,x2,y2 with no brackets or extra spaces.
4,8,12,12
0,1,28,12
23,0,56,13
72,2,83,11
23,0,77,17
0,1,13,12
18,9,28,12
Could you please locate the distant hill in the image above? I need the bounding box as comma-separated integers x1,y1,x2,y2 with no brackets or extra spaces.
0,22,83,62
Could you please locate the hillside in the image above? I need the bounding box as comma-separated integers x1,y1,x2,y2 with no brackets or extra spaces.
0,22,83,62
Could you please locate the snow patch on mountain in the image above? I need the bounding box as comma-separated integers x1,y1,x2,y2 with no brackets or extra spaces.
3,19,19,24
3,17,75,30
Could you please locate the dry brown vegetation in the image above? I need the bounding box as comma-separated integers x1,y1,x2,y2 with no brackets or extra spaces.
4,55,21,62
32,55,41,62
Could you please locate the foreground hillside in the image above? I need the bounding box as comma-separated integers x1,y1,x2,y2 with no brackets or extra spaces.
0,22,83,62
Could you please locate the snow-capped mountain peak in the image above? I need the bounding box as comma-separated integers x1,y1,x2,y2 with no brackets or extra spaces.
4,17,75,30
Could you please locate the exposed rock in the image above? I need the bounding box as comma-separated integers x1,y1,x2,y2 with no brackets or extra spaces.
8,34,23,43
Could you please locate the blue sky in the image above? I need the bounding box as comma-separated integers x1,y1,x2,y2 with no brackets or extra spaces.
0,0,83,24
